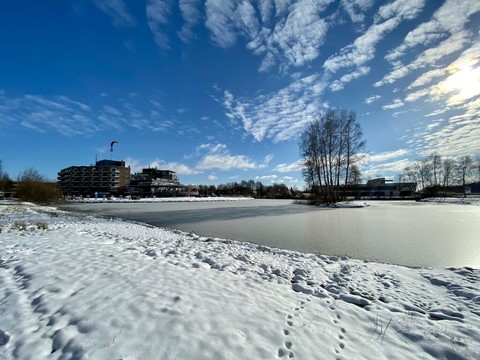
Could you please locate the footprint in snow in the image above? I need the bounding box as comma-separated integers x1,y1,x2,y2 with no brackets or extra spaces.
278,298,312,358
0,329,10,347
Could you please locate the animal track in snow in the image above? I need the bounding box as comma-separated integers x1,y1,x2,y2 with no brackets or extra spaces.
278,297,314,358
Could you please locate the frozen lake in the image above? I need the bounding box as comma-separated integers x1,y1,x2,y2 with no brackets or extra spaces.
62,200,480,268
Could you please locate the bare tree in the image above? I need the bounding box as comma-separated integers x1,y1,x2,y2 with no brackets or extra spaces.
0,160,11,192
347,164,362,185
18,167,45,182
430,152,442,186
16,167,60,204
402,166,417,185
299,120,323,192
342,111,366,187
442,158,456,191
476,157,480,182
458,155,473,195
299,109,365,203
413,158,431,192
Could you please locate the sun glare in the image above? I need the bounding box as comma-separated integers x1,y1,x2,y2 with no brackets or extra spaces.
439,55,480,105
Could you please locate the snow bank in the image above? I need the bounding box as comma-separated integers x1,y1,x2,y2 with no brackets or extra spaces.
67,196,254,203
419,197,480,206
317,201,370,208
0,203,479,359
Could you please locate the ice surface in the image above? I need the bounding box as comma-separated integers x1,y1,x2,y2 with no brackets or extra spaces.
0,202,479,359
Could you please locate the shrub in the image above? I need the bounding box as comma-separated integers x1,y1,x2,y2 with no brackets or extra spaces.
16,168,61,204
36,222,48,230
14,221,27,231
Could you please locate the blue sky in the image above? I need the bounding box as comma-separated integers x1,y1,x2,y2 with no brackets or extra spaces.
1,0,479,187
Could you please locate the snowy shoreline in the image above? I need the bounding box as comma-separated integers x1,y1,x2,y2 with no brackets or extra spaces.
64,196,255,203
1,202,479,359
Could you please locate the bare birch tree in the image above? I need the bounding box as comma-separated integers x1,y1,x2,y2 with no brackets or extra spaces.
430,152,442,186
299,109,365,203
442,158,456,191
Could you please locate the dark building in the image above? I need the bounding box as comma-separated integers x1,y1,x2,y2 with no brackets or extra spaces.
316,177,417,199
342,177,417,199
129,168,179,197
128,168,198,197
57,160,130,196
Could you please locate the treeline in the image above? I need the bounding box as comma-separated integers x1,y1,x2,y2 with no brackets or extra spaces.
401,153,480,196
196,180,301,199
0,161,60,203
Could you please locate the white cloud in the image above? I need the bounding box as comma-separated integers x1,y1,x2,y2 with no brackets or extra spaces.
375,0,425,23
207,174,218,181
257,0,273,24
365,94,381,104
203,0,333,72
258,154,274,169
0,92,177,136
140,0,335,71
340,0,374,24
376,31,470,87
392,110,408,118
362,159,412,179
330,66,370,91
403,40,480,105
425,108,449,117
386,0,480,63
323,0,425,73
146,0,172,49
427,120,443,130
102,105,122,116
204,0,238,48
404,93,480,159
416,119,480,158
406,68,446,89
221,74,327,142
124,157,144,173
178,0,202,42
382,99,404,110
1,94,99,136
57,96,91,112
257,0,331,71
255,174,278,182
376,0,480,87
126,157,200,175
166,162,199,175
194,143,257,171
196,154,256,171
429,50,480,106
93,0,135,26
281,176,299,184
405,88,429,103
361,148,412,178
366,149,409,163
148,120,175,133
274,160,303,173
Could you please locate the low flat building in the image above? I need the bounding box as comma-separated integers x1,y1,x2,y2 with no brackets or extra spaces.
128,168,198,197
343,178,417,199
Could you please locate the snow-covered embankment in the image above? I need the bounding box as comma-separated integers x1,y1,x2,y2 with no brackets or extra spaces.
0,203,479,359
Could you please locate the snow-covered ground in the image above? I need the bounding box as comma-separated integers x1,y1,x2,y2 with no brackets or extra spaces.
0,202,479,359
67,196,253,203
419,196,480,206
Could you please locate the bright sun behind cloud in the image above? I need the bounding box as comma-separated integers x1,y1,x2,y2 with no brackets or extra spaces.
439,55,480,105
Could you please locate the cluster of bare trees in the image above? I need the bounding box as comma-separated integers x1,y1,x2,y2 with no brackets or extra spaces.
0,161,60,203
299,109,365,203
401,153,480,195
